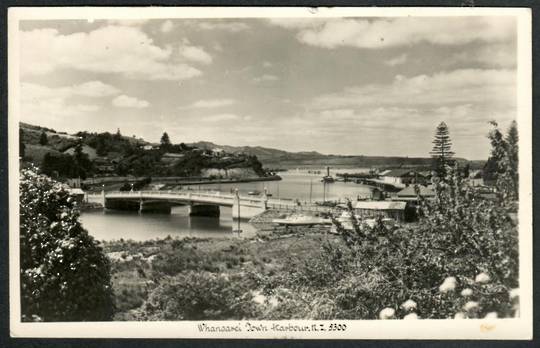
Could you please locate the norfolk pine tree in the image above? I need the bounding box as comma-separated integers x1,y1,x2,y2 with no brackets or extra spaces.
430,122,455,177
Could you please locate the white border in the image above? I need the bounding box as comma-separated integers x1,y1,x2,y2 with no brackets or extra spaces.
8,6,533,339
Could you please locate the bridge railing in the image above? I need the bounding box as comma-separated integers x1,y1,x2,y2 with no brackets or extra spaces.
103,190,269,206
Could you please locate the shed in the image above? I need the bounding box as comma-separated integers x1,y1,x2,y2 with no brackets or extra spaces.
394,185,435,201
354,201,407,221
67,188,85,204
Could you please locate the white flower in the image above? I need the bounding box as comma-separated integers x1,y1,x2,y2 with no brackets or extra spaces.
509,288,520,300
475,272,490,284
439,276,457,293
400,299,417,311
463,301,480,312
379,307,395,319
484,312,498,319
460,288,473,297
454,312,467,319
403,313,419,320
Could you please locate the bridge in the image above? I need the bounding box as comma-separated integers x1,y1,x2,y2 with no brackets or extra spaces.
99,190,332,219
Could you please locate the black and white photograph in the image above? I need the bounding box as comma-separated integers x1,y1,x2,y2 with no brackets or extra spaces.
7,7,532,339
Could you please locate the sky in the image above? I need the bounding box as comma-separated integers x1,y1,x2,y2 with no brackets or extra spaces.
18,16,518,160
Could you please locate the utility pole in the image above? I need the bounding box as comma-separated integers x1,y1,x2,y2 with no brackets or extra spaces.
323,181,326,203
309,178,313,204
233,188,242,235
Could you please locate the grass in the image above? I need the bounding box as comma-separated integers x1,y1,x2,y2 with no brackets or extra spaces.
101,232,338,320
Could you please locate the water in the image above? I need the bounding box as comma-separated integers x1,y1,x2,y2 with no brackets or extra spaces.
80,168,373,242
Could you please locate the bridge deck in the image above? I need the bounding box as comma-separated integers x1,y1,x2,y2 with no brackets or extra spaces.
100,190,333,213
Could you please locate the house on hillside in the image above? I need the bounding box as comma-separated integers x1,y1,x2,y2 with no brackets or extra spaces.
161,152,185,165
93,157,115,174
354,201,407,222
63,144,97,160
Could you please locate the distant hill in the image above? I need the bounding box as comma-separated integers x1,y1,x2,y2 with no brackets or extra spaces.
20,123,484,173
188,141,481,169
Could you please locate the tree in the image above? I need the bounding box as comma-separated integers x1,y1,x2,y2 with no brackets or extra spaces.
160,132,171,150
505,121,519,198
429,122,455,177
73,143,93,179
19,168,114,321
114,128,122,140
487,121,519,202
39,131,48,146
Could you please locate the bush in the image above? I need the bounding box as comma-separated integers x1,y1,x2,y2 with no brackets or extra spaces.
20,168,114,321
142,271,259,320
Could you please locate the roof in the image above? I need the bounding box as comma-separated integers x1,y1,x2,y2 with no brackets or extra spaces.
67,188,85,195
396,185,435,197
355,201,407,210
382,169,416,177
162,152,185,158
63,144,97,160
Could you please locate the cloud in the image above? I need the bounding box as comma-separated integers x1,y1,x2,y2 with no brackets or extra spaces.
262,61,273,68
267,18,322,29
312,68,516,109
112,95,150,108
160,19,174,33
71,80,121,97
384,53,408,66
196,21,249,32
447,44,516,68
179,45,213,65
20,82,104,125
253,74,279,82
21,81,119,100
186,98,236,108
106,19,149,26
20,26,202,80
202,113,241,122
270,17,515,49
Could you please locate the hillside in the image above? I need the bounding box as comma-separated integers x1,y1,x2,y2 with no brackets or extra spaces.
19,123,268,180
188,141,481,169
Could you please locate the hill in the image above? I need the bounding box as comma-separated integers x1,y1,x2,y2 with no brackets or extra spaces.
19,123,268,180
188,141,480,169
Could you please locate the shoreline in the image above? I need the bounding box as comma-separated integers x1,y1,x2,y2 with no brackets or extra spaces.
84,175,282,191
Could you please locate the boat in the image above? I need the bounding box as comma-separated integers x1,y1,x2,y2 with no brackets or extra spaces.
321,166,334,183
272,214,332,226
248,190,261,196
330,212,396,234
321,176,335,183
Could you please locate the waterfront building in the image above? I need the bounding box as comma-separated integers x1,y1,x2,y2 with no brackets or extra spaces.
354,201,407,222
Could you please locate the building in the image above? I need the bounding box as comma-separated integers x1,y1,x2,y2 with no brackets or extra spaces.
392,185,436,202
354,201,407,222
67,188,85,205
63,144,97,160
161,152,185,164
379,169,419,188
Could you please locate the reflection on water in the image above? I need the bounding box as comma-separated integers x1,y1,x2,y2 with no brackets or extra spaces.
81,169,373,241
80,206,256,242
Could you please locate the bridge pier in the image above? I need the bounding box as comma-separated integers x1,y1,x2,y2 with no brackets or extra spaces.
189,204,220,217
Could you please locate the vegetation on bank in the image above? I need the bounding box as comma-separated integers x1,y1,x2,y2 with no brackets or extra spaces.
20,123,268,180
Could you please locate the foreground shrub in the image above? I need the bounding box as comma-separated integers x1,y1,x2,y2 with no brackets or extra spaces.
20,168,114,321
142,271,260,320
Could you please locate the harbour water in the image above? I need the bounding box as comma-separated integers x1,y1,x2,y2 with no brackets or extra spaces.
80,169,373,241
